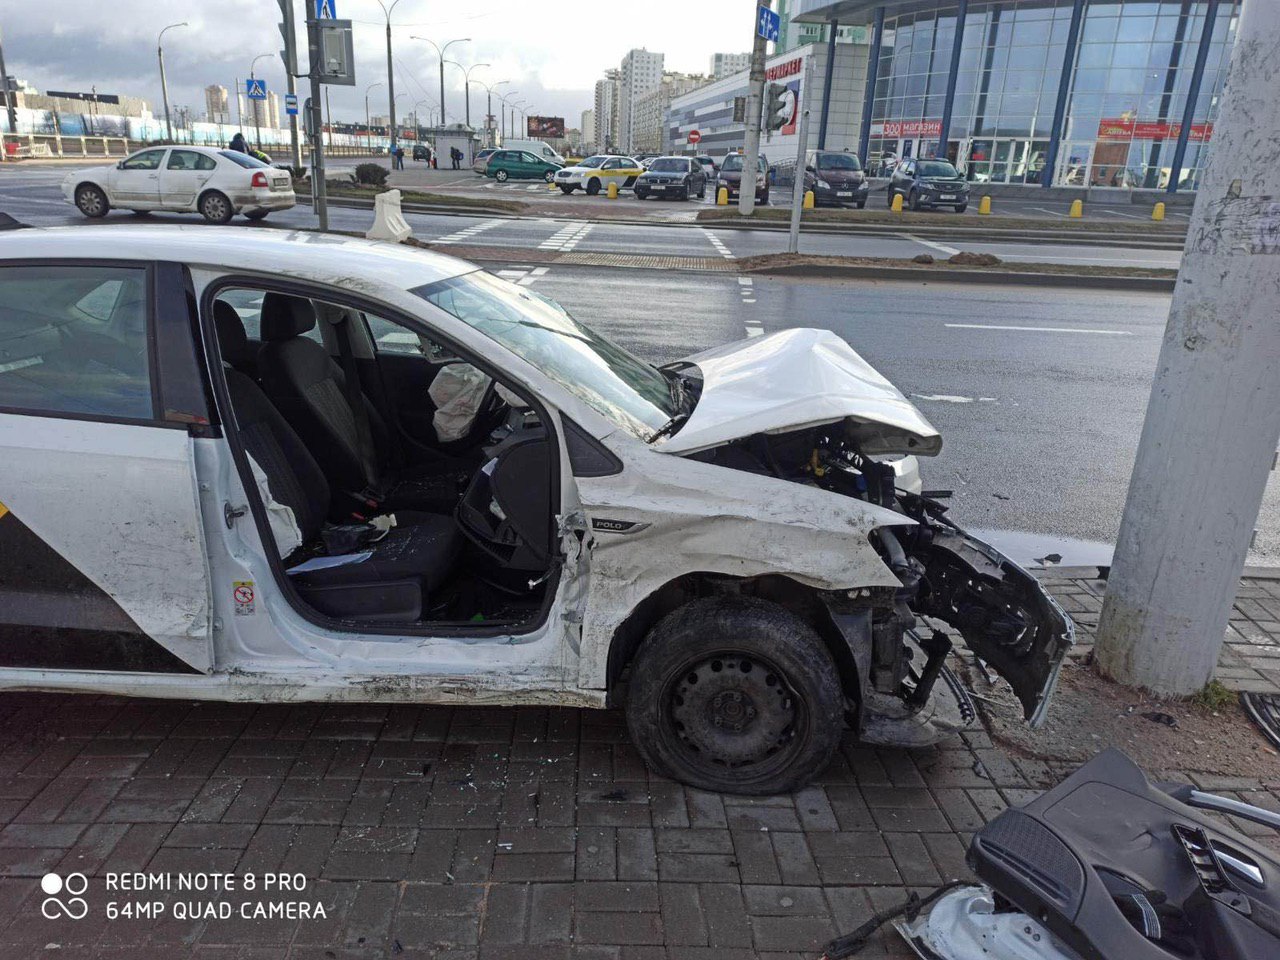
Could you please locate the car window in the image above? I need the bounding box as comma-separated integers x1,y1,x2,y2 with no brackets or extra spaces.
816,152,861,171
167,150,216,171
648,158,687,172
364,313,432,356
601,158,623,170
522,152,541,163
579,156,606,168
918,160,961,178
0,264,153,419
413,270,680,441
218,151,269,168
121,150,166,171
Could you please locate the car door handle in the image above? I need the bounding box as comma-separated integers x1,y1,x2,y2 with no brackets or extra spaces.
148,173,159,179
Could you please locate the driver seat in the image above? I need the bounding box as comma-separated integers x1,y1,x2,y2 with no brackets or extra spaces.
254,292,473,515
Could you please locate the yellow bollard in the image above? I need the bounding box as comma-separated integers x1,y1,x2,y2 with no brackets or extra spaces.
1152,201,1166,221
548,180,558,191
1069,198,1083,218
717,186,729,205
607,182,618,199
891,192,904,213
803,190,815,210
978,195,991,215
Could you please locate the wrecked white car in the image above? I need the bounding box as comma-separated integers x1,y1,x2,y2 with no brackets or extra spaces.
0,225,1071,794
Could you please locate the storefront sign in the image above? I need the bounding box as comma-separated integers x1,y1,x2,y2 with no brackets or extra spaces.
1097,118,1214,142
873,119,942,138
766,58,803,82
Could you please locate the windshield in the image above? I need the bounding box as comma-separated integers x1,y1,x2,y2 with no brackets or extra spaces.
648,158,687,172
579,155,606,168
918,160,961,178
817,153,861,171
413,270,681,439
720,154,766,173
219,151,269,168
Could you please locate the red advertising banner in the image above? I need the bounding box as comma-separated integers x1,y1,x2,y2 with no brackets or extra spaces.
876,119,942,138
1097,118,1214,142
526,115,565,138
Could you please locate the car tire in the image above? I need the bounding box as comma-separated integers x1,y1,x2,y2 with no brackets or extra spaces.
559,184,575,194
698,185,707,199
856,200,866,209
75,184,109,219
495,169,509,182
909,189,922,212
886,188,896,209
245,210,269,221
759,190,769,206
544,170,556,183
625,596,844,795
955,204,968,213
635,189,648,200
586,178,601,196
198,191,234,224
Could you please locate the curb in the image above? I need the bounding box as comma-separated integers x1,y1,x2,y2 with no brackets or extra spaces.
299,195,525,218
744,262,1176,291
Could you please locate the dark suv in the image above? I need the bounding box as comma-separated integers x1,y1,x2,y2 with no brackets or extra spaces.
719,153,769,205
803,150,870,208
888,158,969,213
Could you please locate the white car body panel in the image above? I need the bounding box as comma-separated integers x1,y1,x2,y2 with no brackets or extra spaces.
0,415,213,671
554,156,644,190
660,328,943,457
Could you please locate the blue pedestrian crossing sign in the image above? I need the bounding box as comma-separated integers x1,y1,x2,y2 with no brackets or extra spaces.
757,5,780,42
315,0,337,17
285,93,299,116
245,78,268,101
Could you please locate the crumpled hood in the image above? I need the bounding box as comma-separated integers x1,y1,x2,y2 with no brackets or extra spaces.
657,328,942,457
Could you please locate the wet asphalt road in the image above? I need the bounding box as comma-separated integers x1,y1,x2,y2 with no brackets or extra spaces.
1,167,1275,564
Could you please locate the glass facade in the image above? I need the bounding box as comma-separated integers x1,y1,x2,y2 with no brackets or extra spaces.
865,0,1239,189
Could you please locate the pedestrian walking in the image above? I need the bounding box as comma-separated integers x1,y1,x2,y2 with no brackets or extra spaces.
229,132,249,154
393,145,405,170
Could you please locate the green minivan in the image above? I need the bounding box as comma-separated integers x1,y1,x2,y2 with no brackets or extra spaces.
485,149,562,183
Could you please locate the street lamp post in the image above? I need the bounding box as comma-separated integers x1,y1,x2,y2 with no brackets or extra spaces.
249,52,273,149
498,93,517,142
157,22,188,143
365,82,383,155
410,36,469,126
447,62,489,131
478,80,509,148
374,0,405,156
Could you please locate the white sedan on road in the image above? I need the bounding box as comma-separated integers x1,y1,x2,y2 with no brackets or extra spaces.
62,145,296,223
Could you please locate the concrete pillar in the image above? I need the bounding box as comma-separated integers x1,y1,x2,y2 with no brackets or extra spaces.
1042,0,1087,187
1166,0,1221,193
857,7,885,168
933,0,968,159
1095,2,1280,695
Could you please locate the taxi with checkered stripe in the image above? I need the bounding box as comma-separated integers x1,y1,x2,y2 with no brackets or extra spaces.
554,154,645,195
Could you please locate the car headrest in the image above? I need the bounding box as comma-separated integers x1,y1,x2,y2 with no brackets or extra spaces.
260,293,317,341
212,300,250,367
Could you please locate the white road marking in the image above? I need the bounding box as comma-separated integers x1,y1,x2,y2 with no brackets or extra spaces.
945,323,1134,336
1099,208,1144,220
518,266,550,286
912,394,997,403
700,227,735,260
1030,206,1068,218
493,265,550,286
538,221,592,250
433,217,505,244
899,232,961,256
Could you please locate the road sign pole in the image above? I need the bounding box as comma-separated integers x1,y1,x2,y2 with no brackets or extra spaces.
279,0,303,169
305,12,328,230
739,4,774,216
787,87,811,253
1094,1,1280,694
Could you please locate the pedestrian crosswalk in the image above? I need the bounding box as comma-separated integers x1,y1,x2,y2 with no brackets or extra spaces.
494,265,550,286
432,218,505,244
538,222,593,251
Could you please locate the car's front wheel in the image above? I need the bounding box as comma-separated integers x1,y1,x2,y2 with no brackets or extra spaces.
955,203,968,214
495,169,509,182
625,597,844,795
199,190,234,224
909,189,922,212
635,189,649,200
559,184,575,194
856,200,866,209
586,178,601,196
75,184,109,219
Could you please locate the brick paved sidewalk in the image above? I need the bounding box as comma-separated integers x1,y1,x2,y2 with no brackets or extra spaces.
0,574,1277,959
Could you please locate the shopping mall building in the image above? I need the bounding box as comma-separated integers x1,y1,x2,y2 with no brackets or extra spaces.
670,0,1239,191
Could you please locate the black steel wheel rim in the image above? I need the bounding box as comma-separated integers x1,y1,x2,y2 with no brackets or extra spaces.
662,650,805,774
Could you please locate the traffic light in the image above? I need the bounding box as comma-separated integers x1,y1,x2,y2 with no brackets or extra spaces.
764,83,788,132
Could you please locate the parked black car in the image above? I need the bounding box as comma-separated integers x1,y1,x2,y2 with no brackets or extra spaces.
412,144,431,161
803,150,870,208
718,153,769,205
887,157,969,212
634,156,707,201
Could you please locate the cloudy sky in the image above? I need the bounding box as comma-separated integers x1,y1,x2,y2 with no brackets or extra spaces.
0,0,759,129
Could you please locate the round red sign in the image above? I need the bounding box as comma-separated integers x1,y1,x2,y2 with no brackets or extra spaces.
688,129,702,145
